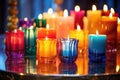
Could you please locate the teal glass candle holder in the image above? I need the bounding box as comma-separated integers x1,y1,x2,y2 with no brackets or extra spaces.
23,26,37,56
58,38,78,63
34,19,46,28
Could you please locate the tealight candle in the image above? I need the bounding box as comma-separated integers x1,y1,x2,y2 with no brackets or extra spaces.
70,5,85,29
23,26,37,56
34,14,46,28
58,37,78,63
88,31,107,62
37,37,57,63
87,5,101,34
6,28,24,51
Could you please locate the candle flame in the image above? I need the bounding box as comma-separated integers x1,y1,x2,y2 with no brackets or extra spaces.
64,9,68,17
110,8,115,14
67,35,69,40
116,65,120,72
92,5,97,11
29,26,33,29
46,24,49,29
118,18,120,23
14,29,17,33
48,8,53,14
45,36,48,40
75,5,80,12
52,14,56,18
103,4,108,12
96,30,99,35
24,17,28,21
77,25,81,31
19,27,22,30
109,13,113,18
38,14,42,19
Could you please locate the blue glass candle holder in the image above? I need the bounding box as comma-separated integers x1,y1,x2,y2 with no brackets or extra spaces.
58,38,78,63
88,34,107,62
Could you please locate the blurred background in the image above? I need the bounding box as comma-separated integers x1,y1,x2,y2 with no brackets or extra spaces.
0,0,120,34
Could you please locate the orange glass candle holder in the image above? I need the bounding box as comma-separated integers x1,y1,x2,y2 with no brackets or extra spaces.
37,37,57,63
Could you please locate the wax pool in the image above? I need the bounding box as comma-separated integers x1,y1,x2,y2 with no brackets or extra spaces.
88,34,107,62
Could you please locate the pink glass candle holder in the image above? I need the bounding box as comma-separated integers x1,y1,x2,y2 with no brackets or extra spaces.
6,29,24,51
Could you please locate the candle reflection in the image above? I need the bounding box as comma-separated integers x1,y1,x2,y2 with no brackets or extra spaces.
88,61,105,74
59,62,77,74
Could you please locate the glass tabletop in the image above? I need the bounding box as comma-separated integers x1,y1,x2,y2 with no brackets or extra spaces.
0,34,120,80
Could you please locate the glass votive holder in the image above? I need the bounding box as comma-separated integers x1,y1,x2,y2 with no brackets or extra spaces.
88,34,107,62
23,26,37,56
6,29,24,51
58,38,78,63
37,38,57,63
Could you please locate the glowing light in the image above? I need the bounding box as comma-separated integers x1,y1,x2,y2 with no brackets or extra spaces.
38,14,42,19
46,24,49,29
110,8,115,14
116,65,120,72
14,29,17,33
96,30,99,35
29,26,33,29
103,4,108,12
77,25,81,31
64,9,68,17
109,13,113,18
19,27,22,30
45,36,48,40
92,5,97,11
75,5,80,12
24,17,28,21
48,8,53,14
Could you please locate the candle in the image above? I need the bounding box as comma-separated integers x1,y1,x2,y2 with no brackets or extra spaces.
101,13,117,51
37,37,57,63
87,5,101,34
33,14,46,28
6,28,24,51
117,18,120,44
19,17,33,28
57,9,74,39
70,5,85,29
88,31,107,62
70,25,84,54
102,4,110,16
58,37,78,63
24,26,37,55
37,24,56,39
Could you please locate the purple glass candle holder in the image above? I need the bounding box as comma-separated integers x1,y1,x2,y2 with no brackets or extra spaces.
58,38,78,63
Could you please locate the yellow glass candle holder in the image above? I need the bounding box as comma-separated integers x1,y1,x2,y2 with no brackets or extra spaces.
37,37,57,63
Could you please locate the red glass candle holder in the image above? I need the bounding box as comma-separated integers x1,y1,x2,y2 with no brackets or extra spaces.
6,29,24,51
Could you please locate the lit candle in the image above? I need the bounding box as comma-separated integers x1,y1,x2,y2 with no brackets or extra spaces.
37,37,57,63
87,5,101,34
70,25,84,53
33,14,46,28
6,29,24,51
19,17,33,28
70,5,85,29
88,30,107,62
102,4,110,16
57,9,74,39
101,13,117,51
37,24,56,39
117,18,120,43
58,36,78,63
